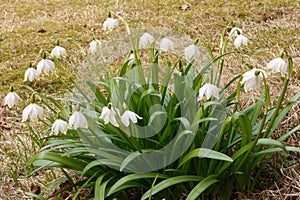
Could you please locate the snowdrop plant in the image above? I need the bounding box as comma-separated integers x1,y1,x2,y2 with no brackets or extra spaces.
234,34,249,48
4,87,20,108
103,13,119,32
68,110,88,129
198,83,219,100
266,56,287,74
26,20,300,200
159,37,175,52
51,41,66,58
51,119,68,134
22,103,44,122
24,63,38,82
241,68,266,92
139,32,155,49
89,38,102,55
37,52,55,75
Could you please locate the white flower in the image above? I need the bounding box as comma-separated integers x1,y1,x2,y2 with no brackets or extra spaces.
68,111,88,129
4,92,20,108
100,106,120,127
160,38,175,52
234,35,249,48
241,68,267,92
51,45,66,58
129,53,136,65
24,68,38,82
199,83,219,100
103,18,118,31
266,58,287,74
121,110,142,127
89,39,102,55
229,27,243,37
139,32,155,49
52,119,68,134
22,103,45,122
37,59,55,75
184,44,200,60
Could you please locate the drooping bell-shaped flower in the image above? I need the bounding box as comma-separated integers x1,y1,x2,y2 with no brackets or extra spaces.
160,38,175,52
24,63,38,82
184,44,200,60
199,83,219,100
68,111,88,129
37,52,55,75
51,41,66,58
139,32,155,49
121,110,142,127
103,18,118,32
4,87,20,108
266,58,287,74
89,38,102,55
100,104,120,127
22,103,45,122
52,119,68,134
241,68,267,92
234,34,249,48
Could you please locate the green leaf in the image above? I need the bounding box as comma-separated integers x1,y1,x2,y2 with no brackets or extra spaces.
94,174,107,200
278,124,300,142
186,175,219,200
238,114,252,147
178,148,233,168
256,138,287,153
31,151,87,172
120,152,141,171
252,146,300,156
107,173,168,196
141,176,203,200
87,82,107,105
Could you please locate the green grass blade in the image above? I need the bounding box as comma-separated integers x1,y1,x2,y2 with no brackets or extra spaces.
141,175,203,200
186,175,219,200
178,148,233,168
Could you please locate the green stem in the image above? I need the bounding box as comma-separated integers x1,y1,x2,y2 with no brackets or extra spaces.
263,55,291,138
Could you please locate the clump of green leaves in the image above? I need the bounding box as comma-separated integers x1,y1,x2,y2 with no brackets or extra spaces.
11,17,300,199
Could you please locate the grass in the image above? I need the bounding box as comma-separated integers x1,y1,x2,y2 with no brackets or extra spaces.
0,0,299,199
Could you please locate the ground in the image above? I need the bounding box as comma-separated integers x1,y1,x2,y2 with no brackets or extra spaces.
0,0,299,199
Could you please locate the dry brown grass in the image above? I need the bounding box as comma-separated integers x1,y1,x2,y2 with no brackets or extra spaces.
1,0,299,199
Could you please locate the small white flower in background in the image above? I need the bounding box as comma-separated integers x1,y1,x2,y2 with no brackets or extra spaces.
199,83,219,100
266,58,287,74
24,67,38,82
37,59,55,75
4,91,20,108
128,53,136,65
51,45,66,58
241,68,267,92
103,18,118,31
229,27,243,37
121,110,142,127
22,103,45,122
68,111,88,129
160,38,175,52
184,44,200,60
89,39,102,55
139,32,155,49
234,34,249,48
100,105,120,127
52,119,68,134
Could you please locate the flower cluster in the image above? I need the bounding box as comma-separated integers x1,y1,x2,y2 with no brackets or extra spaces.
100,104,142,127
229,27,249,48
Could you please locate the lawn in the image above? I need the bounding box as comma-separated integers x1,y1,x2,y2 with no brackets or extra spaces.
0,0,299,199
